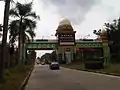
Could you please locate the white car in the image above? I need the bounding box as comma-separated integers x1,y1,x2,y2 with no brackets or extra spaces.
49,62,60,70
41,62,45,65
36,60,40,64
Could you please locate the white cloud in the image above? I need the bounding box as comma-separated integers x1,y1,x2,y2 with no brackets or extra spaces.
75,4,109,39
0,2,5,24
33,0,56,39
33,0,120,40
73,0,120,39
39,0,100,25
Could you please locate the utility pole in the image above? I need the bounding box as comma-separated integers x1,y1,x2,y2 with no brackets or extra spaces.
0,0,11,82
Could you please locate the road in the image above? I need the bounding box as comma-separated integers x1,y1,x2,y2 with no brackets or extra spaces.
26,65,120,90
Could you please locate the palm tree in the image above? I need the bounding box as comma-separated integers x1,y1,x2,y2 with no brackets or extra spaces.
9,2,39,65
0,0,11,83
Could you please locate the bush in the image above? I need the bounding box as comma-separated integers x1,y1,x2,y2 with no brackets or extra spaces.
0,65,32,90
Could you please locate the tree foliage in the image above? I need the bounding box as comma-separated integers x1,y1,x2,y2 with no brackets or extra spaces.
9,2,39,45
93,17,120,62
8,2,39,65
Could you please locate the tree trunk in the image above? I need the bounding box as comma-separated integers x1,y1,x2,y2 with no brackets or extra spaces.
18,17,23,65
22,32,25,64
18,35,23,65
0,0,11,83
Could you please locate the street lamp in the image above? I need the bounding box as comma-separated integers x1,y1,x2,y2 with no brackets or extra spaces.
42,36,44,39
83,34,90,39
0,0,11,82
41,34,55,40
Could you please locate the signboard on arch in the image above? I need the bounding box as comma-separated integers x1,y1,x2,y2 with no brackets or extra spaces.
26,43,58,49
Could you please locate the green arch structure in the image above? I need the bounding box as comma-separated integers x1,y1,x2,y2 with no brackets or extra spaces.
23,39,110,66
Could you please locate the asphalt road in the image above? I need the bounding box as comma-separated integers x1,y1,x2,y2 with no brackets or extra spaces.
26,64,120,90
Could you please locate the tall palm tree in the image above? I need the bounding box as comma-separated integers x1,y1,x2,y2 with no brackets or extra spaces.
0,0,11,83
9,2,39,65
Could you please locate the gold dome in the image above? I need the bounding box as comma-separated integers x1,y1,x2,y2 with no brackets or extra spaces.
55,19,76,36
57,19,73,32
59,19,71,26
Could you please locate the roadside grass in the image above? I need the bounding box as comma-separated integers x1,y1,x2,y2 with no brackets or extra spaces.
62,63,120,76
0,65,33,90
62,62,85,70
98,64,120,75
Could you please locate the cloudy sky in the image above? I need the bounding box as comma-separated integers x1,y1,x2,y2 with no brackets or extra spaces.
0,0,120,56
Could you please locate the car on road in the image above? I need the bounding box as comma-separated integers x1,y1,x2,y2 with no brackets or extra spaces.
49,62,60,70
36,60,40,64
41,62,45,65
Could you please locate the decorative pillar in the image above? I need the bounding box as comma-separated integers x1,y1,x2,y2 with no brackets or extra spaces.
100,31,110,67
58,47,62,63
103,42,110,66
71,46,74,61
55,48,59,61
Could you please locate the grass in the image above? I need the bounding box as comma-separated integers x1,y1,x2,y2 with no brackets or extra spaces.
0,65,33,90
62,62,85,70
62,62,120,76
98,64,120,75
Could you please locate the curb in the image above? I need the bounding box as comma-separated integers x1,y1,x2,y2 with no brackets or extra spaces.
20,67,34,90
62,66,120,77
75,68,120,77
84,70,120,76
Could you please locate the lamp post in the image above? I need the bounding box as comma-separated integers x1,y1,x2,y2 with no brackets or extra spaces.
83,34,90,39
0,0,11,82
42,36,44,39
42,34,55,39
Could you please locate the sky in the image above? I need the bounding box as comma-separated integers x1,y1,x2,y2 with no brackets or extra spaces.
0,0,120,57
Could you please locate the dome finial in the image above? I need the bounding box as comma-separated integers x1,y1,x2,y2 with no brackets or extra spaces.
59,18,71,26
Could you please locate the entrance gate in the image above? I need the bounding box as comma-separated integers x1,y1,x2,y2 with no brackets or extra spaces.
24,39,110,66
23,19,110,66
